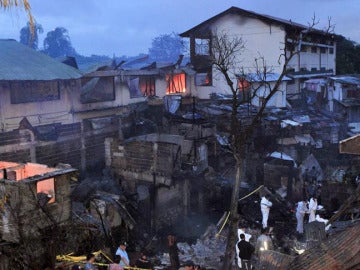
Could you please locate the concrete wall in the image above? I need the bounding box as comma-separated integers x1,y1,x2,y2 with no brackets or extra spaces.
190,14,287,107
109,134,183,184
0,81,76,132
287,44,336,72
70,77,146,118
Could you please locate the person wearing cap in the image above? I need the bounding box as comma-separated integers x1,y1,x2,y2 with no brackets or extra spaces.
115,241,130,267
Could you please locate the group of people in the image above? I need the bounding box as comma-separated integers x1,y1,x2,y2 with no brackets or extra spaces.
260,194,319,234
83,241,153,270
295,196,318,234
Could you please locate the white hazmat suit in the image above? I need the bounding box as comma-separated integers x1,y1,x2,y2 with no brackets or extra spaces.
308,197,318,223
260,196,272,229
296,201,308,234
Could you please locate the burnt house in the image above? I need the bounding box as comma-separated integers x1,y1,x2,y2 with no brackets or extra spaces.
83,55,195,101
0,161,76,242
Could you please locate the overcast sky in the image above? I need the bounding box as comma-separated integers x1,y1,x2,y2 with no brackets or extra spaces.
1,0,359,57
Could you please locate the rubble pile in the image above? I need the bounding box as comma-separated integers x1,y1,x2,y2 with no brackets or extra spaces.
157,224,226,269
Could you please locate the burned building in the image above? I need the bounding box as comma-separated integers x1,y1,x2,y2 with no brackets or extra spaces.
0,161,77,268
0,161,76,241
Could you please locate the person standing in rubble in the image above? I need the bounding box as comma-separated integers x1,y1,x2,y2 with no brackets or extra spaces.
167,234,180,270
135,251,153,269
260,194,272,229
296,199,309,234
308,196,318,223
115,241,130,268
237,233,255,270
255,228,273,254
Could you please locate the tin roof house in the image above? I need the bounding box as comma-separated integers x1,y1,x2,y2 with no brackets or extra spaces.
0,39,83,132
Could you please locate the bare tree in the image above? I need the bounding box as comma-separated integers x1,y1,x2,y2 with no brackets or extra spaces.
209,20,334,270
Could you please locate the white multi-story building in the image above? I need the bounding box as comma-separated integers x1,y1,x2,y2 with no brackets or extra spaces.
180,6,336,107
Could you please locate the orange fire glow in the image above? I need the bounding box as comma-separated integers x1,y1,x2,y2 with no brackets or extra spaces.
166,73,186,94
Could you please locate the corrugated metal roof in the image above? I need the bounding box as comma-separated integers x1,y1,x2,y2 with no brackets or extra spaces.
0,39,83,81
330,76,360,85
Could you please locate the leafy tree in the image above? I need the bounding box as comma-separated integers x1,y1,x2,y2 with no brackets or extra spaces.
43,27,76,58
148,32,184,62
19,21,43,50
336,35,360,74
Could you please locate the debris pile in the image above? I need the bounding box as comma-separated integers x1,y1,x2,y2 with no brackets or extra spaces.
156,224,226,269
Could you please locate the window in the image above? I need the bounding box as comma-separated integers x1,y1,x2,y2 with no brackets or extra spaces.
139,76,155,96
37,178,55,204
81,77,115,103
237,78,251,102
320,47,326,54
329,48,334,54
311,67,317,71
311,46,317,53
287,80,295,85
300,45,307,52
128,76,156,98
237,78,251,91
195,72,212,86
166,73,186,94
195,38,210,55
10,81,60,104
286,68,295,73
300,67,307,71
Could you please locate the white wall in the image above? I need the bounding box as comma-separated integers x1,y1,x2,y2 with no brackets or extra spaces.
250,81,287,108
0,81,75,131
192,14,288,106
287,45,336,72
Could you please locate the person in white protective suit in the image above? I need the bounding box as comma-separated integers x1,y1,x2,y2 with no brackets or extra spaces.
260,195,272,229
308,197,318,223
296,199,309,234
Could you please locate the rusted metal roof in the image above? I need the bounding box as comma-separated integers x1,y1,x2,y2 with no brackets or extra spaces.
0,39,83,81
288,221,360,270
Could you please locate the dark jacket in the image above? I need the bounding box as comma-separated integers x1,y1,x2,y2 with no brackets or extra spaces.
237,240,255,260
